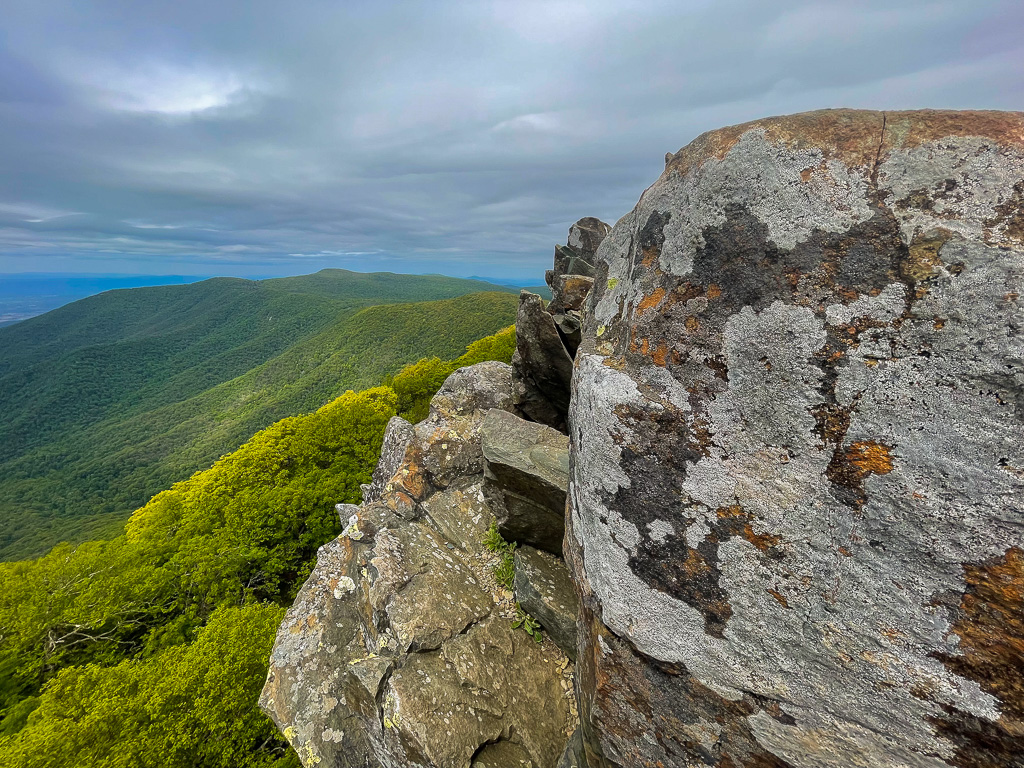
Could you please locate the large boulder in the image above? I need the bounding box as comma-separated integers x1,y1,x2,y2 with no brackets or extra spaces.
511,291,575,431
261,361,576,768
481,408,570,555
567,110,1024,768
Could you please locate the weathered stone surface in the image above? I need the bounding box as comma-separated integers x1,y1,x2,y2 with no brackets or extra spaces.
512,291,575,431
514,545,579,659
360,415,415,503
552,245,595,281
481,408,570,555
551,312,583,356
261,362,574,767
568,217,612,262
548,275,595,315
568,109,1024,767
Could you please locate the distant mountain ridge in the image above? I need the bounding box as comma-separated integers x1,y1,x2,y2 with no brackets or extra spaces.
0,270,519,559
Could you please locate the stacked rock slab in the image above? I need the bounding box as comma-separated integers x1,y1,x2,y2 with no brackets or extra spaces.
261,361,575,768
513,218,610,431
567,110,1024,767
481,408,570,555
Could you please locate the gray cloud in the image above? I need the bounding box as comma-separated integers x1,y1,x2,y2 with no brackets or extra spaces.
1,0,1021,279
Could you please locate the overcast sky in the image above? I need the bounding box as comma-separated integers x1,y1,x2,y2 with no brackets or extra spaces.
1,0,1021,281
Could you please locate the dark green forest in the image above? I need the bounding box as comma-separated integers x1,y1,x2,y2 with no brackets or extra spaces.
0,271,518,559
0,325,516,768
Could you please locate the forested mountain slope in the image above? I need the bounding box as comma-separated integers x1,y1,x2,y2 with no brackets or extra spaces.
0,327,516,767
0,271,518,559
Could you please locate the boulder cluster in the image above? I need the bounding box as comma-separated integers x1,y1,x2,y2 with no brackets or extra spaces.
263,109,1024,768
259,225,606,766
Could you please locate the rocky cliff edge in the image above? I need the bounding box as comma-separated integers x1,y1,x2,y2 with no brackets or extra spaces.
264,109,1024,768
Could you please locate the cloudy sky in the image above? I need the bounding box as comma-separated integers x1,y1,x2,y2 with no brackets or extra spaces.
1,0,1021,281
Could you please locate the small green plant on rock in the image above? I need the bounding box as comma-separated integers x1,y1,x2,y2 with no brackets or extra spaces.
512,603,543,643
483,522,516,590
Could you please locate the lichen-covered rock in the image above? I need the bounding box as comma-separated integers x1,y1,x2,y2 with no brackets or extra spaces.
567,109,1024,768
261,362,574,768
481,408,570,555
511,291,575,431
360,415,415,503
514,546,579,659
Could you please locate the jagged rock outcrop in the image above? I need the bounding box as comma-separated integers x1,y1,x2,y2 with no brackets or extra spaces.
266,108,1024,768
482,408,569,555
511,291,575,431
261,361,577,768
517,219,610,430
567,109,1024,767
359,415,415,503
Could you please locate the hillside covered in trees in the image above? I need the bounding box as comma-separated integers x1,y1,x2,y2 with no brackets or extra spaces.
0,271,519,559
0,325,515,767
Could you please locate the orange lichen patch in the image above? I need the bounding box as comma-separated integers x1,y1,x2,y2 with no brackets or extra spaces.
931,547,1024,766
663,109,1024,185
392,461,428,500
883,110,1024,152
846,441,894,476
800,168,813,183
838,546,853,557
649,343,669,367
767,589,790,609
825,440,894,509
684,316,700,333
637,286,667,314
706,283,722,300
743,522,782,552
716,504,746,520
934,318,947,330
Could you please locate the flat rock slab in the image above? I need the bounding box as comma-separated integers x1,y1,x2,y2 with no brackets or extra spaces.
514,545,579,660
481,408,570,555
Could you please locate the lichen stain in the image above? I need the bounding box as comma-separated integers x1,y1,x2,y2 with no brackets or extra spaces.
637,287,667,314
846,441,894,476
826,440,894,509
930,547,1024,767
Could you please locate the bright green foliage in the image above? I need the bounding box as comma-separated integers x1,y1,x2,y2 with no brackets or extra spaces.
0,604,298,768
0,274,518,560
0,325,516,767
483,520,517,590
389,325,516,422
512,603,543,643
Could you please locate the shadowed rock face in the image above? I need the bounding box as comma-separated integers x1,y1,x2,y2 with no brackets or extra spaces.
568,109,1024,768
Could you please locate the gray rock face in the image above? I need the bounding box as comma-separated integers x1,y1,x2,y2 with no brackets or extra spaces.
567,109,1024,767
511,291,575,431
359,415,414,503
567,217,612,263
261,362,575,768
481,408,570,555
514,545,579,659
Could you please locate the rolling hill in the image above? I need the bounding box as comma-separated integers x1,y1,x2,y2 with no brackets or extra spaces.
0,271,519,559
